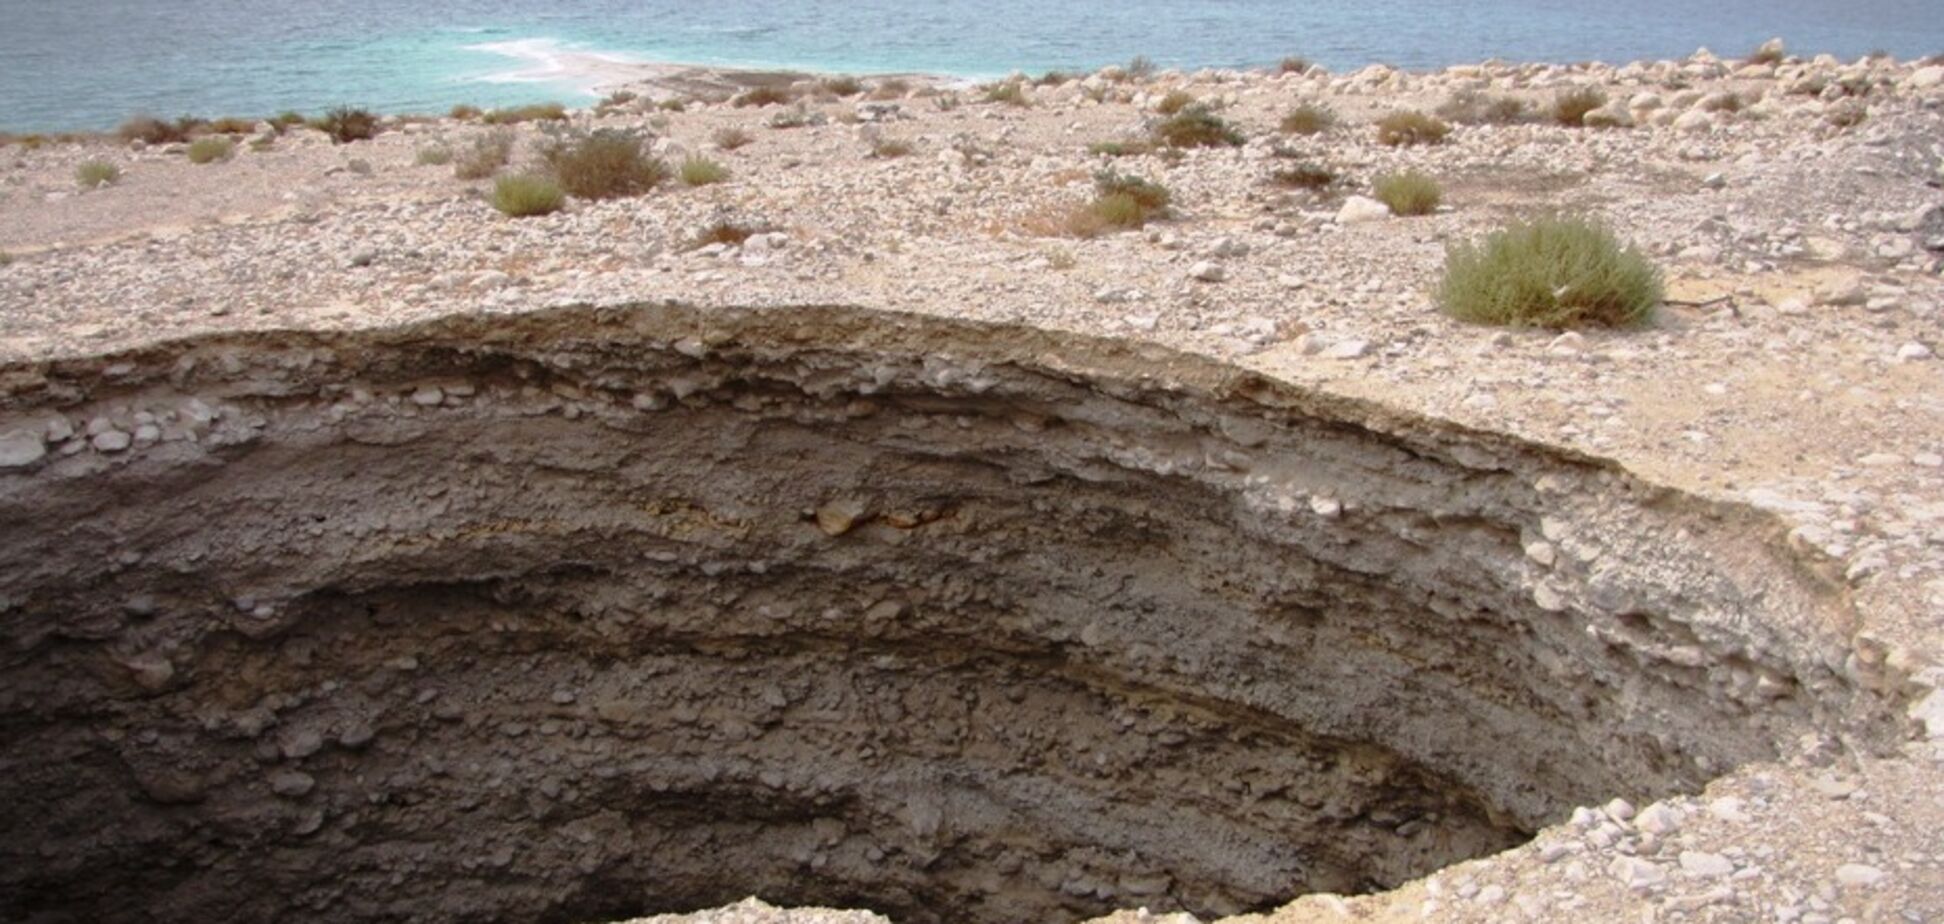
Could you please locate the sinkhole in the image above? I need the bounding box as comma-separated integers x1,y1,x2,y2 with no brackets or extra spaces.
0,304,1905,923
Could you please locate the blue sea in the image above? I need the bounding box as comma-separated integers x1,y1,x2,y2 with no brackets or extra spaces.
2,0,1941,132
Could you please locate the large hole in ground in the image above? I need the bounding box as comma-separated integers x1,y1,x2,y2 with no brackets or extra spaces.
0,305,1904,924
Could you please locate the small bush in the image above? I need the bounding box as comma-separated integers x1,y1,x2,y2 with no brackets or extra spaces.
1746,41,1785,66
1375,110,1449,146
272,111,307,129
205,116,256,135
870,78,912,99
541,128,666,199
1438,215,1662,328
454,129,515,180
1824,101,1867,128
691,219,759,248
75,160,121,188
1437,90,1528,125
1280,103,1336,135
491,174,565,217
1700,92,1743,113
1088,139,1152,157
412,145,450,166
313,106,380,143
1155,89,1195,115
1154,105,1243,148
869,136,913,158
732,85,796,108
602,90,638,107
1094,169,1170,212
1270,163,1337,190
1125,56,1158,81
657,98,688,112
820,75,864,97
450,104,483,120
712,126,754,150
186,137,234,164
679,155,729,185
1034,71,1075,87
118,114,190,145
1484,96,1530,124
482,102,568,124
1278,56,1313,75
984,80,1029,107
1372,170,1441,216
1550,87,1607,127
766,105,821,129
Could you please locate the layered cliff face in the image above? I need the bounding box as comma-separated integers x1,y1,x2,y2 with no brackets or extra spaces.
0,305,1903,923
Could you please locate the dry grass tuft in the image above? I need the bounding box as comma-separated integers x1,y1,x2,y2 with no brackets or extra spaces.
1439,215,1662,328
1279,103,1336,135
1550,87,1607,127
1372,170,1441,215
540,129,667,200
1375,110,1449,146
491,174,565,217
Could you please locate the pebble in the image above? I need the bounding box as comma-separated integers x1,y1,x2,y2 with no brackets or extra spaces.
1336,195,1391,224
1833,863,1886,888
90,430,132,452
270,771,316,798
1609,856,1666,889
0,429,47,468
1679,851,1736,878
1894,342,1932,362
1188,260,1227,282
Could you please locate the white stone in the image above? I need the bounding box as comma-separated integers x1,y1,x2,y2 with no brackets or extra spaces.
1188,260,1227,282
1609,856,1666,889
1708,796,1749,823
91,430,132,453
1604,798,1636,822
1679,851,1735,878
1336,195,1391,224
1319,338,1370,360
1635,803,1684,835
1673,110,1714,133
1910,65,1944,89
1895,342,1932,362
0,430,47,469
1834,863,1886,888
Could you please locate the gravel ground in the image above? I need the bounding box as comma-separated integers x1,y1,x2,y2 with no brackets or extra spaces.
2,42,1941,924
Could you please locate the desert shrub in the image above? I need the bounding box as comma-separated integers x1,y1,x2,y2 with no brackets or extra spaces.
491,174,565,217
1094,169,1171,212
454,129,515,180
186,137,234,164
766,105,821,129
1700,92,1743,113
679,155,729,185
313,106,379,143
449,104,482,120
1375,110,1449,146
602,90,638,107
984,80,1029,106
712,126,754,150
1550,87,1607,127
1155,89,1196,115
1154,105,1243,148
75,160,121,188
869,136,913,158
205,116,256,135
1746,41,1785,65
271,111,307,128
820,75,864,97
932,92,963,111
1484,95,1530,123
1034,70,1075,87
656,98,688,112
732,85,796,108
1124,55,1158,81
415,145,453,166
118,114,190,145
870,78,913,99
1088,139,1152,157
482,102,568,124
541,128,666,199
1280,103,1336,135
0,251,11,266
249,133,276,151
1270,163,1337,190
1372,170,1442,216
1279,56,1313,75
1438,215,1661,328
1437,90,1529,125
691,219,759,248
1824,101,1867,128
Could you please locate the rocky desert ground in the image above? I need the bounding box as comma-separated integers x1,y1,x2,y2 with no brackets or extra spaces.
1,39,1941,924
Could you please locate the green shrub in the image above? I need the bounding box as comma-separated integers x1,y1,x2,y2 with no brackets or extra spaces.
482,102,568,124
491,174,565,217
732,85,795,107
1154,105,1243,148
679,155,729,185
1438,216,1662,328
415,145,453,166
1372,170,1441,216
449,104,483,120
272,111,307,128
1550,87,1607,127
454,129,515,180
1270,163,1337,190
1375,110,1449,146
75,160,121,188
1155,89,1195,115
983,80,1029,106
712,126,754,150
186,137,234,164
540,128,666,199
312,106,379,143
1094,169,1171,211
657,98,688,112
118,114,190,145
1279,103,1336,135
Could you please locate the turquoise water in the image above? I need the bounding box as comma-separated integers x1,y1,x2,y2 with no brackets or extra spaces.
2,0,1941,132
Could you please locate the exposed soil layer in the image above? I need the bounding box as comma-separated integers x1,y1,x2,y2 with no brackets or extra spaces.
0,304,1906,923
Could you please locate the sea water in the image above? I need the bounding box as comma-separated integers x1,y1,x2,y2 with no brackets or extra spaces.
2,0,1940,132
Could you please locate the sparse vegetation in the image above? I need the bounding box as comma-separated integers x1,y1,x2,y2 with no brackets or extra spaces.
185,137,234,164
118,114,191,145
869,136,914,158
679,155,729,186
1824,101,1868,128
766,105,821,129
1155,89,1196,115
1034,71,1075,87
1700,92,1743,113
869,78,912,99
415,145,453,166
1154,105,1244,148
205,116,256,135
540,128,667,199
1279,103,1336,135
732,85,796,108
983,80,1030,107
453,129,516,180
1372,170,1442,216
657,98,688,112
490,174,565,217
1124,55,1158,81
313,106,380,143
75,160,121,188
1088,139,1152,157
1278,56,1313,75
1375,110,1449,146
449,104,483,120
1550,87,1607,127
1436,90,1528,125
1270,163,1338,191
271,111,306,131
601,90,639,108
712,126,754,150
1438,215,1662,328
820,75,864,97
691,219,760,248
481,102,568,124
1746,41,1786,66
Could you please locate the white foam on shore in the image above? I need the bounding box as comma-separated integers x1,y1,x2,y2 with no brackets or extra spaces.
463,37,645,92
